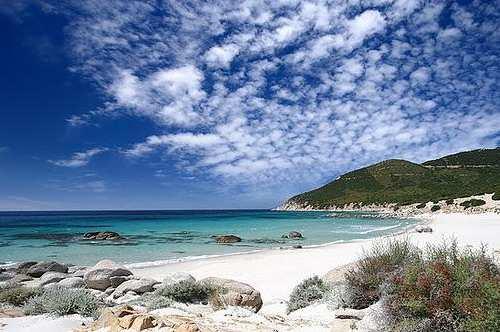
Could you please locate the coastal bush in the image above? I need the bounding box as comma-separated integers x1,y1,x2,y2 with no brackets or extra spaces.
430,205,441,212
24,286,100,317
344,239,420,309
415,203,426,209
0,285,41,306
445,199,454,205
140,293,173,310
155,280,215,304
287,276,329,313
460,199,486,209
384,242,500,332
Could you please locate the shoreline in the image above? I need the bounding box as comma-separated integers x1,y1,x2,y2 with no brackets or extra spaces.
132,212,500,302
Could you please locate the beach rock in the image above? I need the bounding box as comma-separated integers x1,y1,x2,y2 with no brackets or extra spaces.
86,305,160,331
83,231,125,240
110,275,131,288
214,235,242,244
114,291,141,304
293,244,303,249
58,276,85,288
415,225,433,233
26,261,68,277
0,272,14,281
84,259,132,290
15,261,37,274
12,274,33,283
355,301,387,331
113,278,158,297
39,272,68,286
200,277,263,312
68,266,87,277
282,231,303,239
162,272,196,286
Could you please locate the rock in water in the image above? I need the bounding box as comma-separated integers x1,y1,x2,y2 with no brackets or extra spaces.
84,259,132,290
415,225,433,233
26,261,68,277
282,231,303,239
213,235,242,244
200,277,263,312
83,231,124,240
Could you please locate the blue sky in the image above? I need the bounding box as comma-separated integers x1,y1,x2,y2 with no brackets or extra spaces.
0,0,499,211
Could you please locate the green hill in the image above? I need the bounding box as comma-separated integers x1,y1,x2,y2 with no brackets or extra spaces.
282,148,500,209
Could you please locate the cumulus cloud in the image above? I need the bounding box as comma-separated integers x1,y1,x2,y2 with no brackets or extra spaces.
49,148,108,167
52,0,499,192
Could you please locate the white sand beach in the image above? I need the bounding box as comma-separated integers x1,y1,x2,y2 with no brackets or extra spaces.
133,212,500,302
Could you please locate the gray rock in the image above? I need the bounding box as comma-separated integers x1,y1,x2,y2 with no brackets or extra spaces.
0,272,14,281
282,231,303,239
58,276,85,288
213,235,242,244
112,278,159,298
200,277,263,312
15,261,38,274
415,225,433,233
83,259,132,290
26,261,68,277
114,292,141,304
83,231,125,241
68,266,87,277
109,275,130,288
40,272,68,286
162,272,195,286
104,287,116,295
12,274,33,283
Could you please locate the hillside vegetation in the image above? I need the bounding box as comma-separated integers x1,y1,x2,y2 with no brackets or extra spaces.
284,148,500,209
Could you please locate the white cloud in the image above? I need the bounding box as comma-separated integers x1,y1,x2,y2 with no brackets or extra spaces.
346,10,387,49
49,148,108,167
205,44,239,68
410,67,431,83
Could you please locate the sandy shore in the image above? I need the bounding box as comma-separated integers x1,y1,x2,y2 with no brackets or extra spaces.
133,212,500,302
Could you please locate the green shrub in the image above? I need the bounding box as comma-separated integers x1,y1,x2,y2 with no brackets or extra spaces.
460,199,486,209
0,286,41,306
430,205,441,212
139,293,173,310
383,241,500,332
492,192,499,201
416,203,426,209
24,286,100,317
344,239,420,309
445,199,454,205
287,276,329,313
155,280,215,304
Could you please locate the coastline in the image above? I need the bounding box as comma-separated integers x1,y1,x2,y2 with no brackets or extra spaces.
131,212,500,302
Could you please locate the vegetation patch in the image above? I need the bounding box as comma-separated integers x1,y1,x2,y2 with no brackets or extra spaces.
416,203,427,209
384,242,500,332
0,285,41,306
24,286,100,317
445,199,454,205
460,199,486,209
154,280,215,304
287,276,329,313
344,240,419,309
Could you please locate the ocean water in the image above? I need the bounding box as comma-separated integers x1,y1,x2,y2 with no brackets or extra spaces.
0,210,416,267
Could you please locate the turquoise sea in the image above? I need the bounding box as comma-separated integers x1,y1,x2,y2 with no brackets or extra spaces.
0,210,416,267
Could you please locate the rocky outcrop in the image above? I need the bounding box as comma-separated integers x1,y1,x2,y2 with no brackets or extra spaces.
282,231,303,239
83,231,124,240
162,272,196,286
15,261,37,274
213,235,242,244
26,261,68,277
58,276,85,288
112,278,159,298
415,225,433,233
200,277,263,312
39,272,68,286
83,259,132,290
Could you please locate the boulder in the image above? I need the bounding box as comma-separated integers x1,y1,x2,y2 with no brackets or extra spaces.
213,235,241,244
84,259,132,290
15,261,37,274
113,278,159,298
162,272,196,286
26,261,68,277
114,292,141,304
200,277,263,312
415,225,433,233
110,275,131,288
87,305,159,331
83,231,125,240
282,231,303,239
0,272,14,281
12,274,33,283
58,276,85,288
68,266,87,277
39,272,68,286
